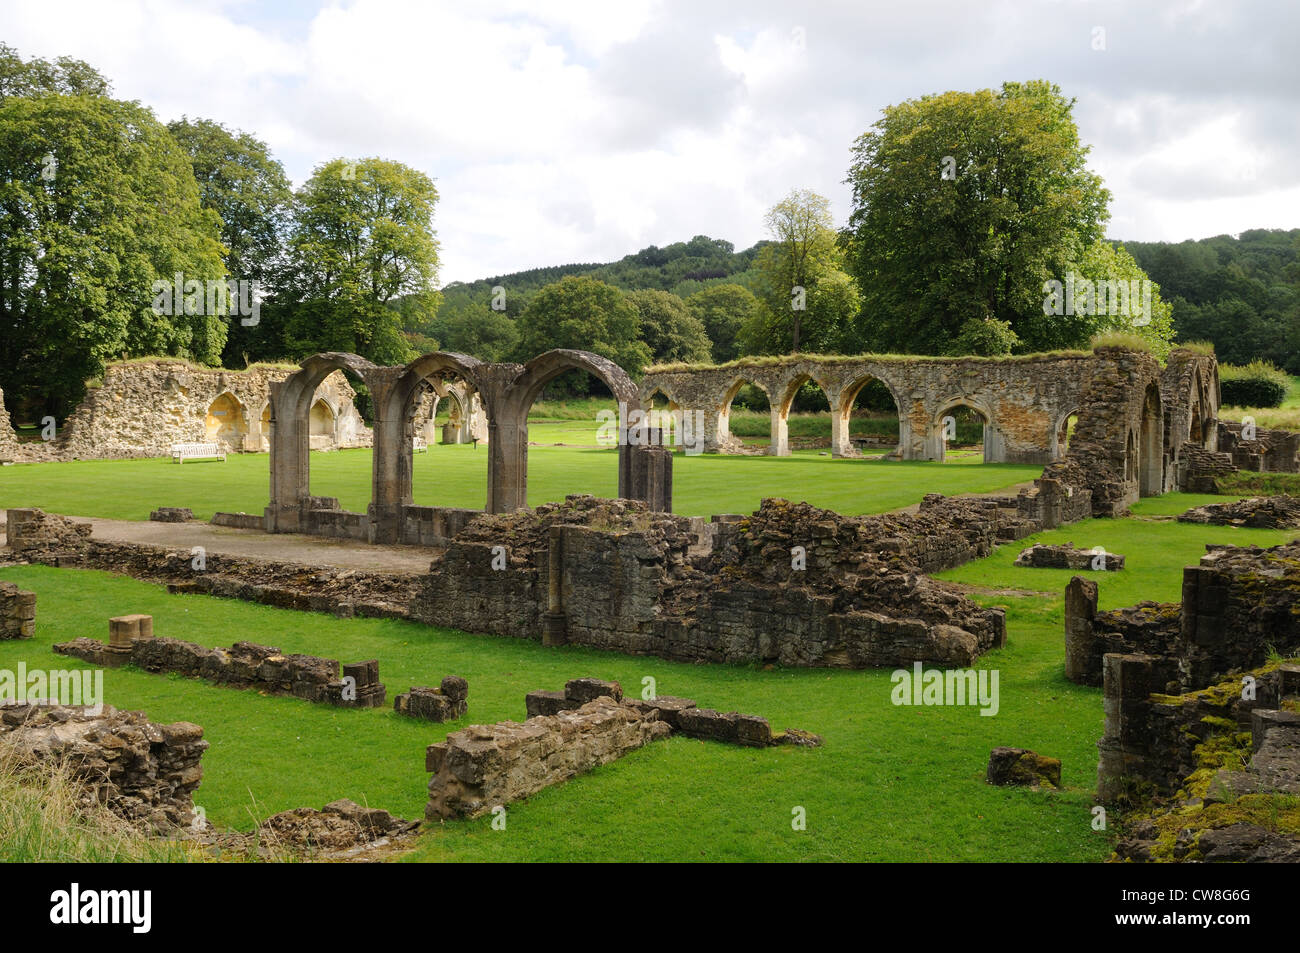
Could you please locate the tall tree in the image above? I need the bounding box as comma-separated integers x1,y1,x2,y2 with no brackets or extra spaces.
843,80,1113,354
277,157,440,365
166,117,292,365
626,289,711,365
685,283,761,363
517,276,651,380
756,189,840,352
0,43,110,103
0,92,225,419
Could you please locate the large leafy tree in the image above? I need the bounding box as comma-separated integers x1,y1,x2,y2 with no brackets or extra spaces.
277,157,440,365
843,80,1116,354
626,289,711,365
753,189,845,352
685,283,761,363
517,276,651,378
424,287,520,361
0,91,226,419
0,43,110,102
167,117,292,365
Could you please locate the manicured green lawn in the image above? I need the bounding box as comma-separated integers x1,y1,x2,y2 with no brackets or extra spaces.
0,563,1108,861
0,446,1042,521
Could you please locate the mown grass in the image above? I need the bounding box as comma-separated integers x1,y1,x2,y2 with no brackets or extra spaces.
0,446,1043,521
0,561,1108,862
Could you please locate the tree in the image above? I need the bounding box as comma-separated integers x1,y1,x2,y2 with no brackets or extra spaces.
626,289,711,365
843,80,1112,354
166,117,292,365
0,92,226,419
685,283,761,363
425,288,520,361
0,44,110,103
517,276,651,380
755,189,841,352
277,157,440,365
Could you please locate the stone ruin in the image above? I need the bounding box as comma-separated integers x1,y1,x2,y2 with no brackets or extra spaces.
1078,540,1300,861
0,582,36,640
1066,540,1300,690
426,677,821,821
525,677,821,747
150,507,194,523
412,493,1020,669
1176,495,1300,529
0,359,370,462
394,676,468,722
54,614,386,708
1014,543,1124,571
986,747,1061,789
0,702,207,833
425,696,670,821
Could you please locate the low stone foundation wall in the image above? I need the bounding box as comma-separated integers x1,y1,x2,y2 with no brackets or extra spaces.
1218,421,1300,473
55,632,386,708
394,677,467,722
425,697,670,820
1177,496,1300,529
210,512,266,530
399,505,482,547
5,508,93,556
1015,543,1124,571
0,703,207,832
0,582,35,639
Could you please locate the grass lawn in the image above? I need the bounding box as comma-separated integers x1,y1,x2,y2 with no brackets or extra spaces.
4,447,1291,861
0,445,1042,521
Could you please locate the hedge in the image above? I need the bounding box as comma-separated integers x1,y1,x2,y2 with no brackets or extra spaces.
1219,360,1289,408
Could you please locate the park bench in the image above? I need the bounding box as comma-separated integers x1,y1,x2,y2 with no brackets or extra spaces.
413,436,428,453
170,442,226,464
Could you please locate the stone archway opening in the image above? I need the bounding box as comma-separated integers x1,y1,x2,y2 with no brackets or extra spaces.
309,398,335,444
936,401,990,463
643,388,679,448
1056,410,1079,458
776,376,833,455
205,392,247,450
404,369,486,509
303,363,372,507
720,378,769,451
839,375,901,458
1139,382,1163,496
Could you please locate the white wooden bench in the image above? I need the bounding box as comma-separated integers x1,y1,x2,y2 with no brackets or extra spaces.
413,436,428,453
171,442,226,464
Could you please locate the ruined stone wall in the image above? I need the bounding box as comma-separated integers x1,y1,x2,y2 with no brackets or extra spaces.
424,697,670,820
55,634,386,707
0,582,36,640
1066,541,1300,689
16,359,370,461
0,386,18,461
412,495,1016,669
0,703,207,832
1217,420,1300,473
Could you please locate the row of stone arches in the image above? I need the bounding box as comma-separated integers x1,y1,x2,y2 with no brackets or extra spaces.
204,390,344,452
266,348,658,542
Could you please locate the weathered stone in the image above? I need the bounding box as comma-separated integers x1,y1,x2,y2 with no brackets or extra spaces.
564,677,623,705
0,703,207,832
1177,496,1300,529
986,747,1061,788
394,679,468,722
0,582,36,640
424,698,670,820
1015,542,1124,570
149,507,193,522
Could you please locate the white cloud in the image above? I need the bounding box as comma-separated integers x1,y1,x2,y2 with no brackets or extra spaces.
1,0,1297,282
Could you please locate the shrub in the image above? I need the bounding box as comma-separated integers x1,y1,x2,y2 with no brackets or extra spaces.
1220,360,1289,409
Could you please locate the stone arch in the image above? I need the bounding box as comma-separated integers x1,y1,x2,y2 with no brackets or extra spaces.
309,397,336,444
932,396,995,463
833,372,904,458
205,391,247,449
1053,407,1080,459
718,376,770,452
266,352,379,533
495,349,640,513
1139,381,1164,497
371,352,487,529
770,372,833,457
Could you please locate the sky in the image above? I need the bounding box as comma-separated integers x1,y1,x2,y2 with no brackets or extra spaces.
2,0,1297,285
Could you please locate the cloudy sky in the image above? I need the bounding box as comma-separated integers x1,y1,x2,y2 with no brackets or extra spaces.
2,0,1297,284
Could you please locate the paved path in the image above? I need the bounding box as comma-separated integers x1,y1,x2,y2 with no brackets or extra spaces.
53,516,440,574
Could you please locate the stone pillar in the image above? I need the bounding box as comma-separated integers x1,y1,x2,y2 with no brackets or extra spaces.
830,405,853,458
0,583,36,640
366,370,408,544
542,525,567,647
769,406,789,456
106,613,153,666
1064,576,1099,684
626,443,673,512
487,415,528,513
265,382,310,534
1096,652,1177,802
